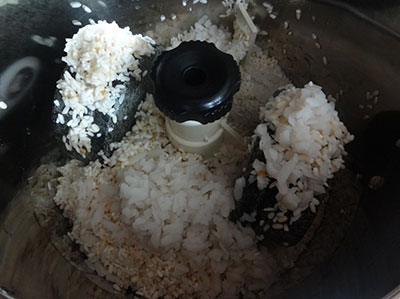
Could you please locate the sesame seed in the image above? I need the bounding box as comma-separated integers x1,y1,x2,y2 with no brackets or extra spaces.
283,21,289,29
97,0,107,7
296,9,301,20
72,20,82,26
70,1,81,8
272,223,283,230
262,2,274,14
58,114,65,124
263,207,275,212
0,101,8,110
277,216,288,223
82,4,92,13
368,176,384,190
312,33,317,40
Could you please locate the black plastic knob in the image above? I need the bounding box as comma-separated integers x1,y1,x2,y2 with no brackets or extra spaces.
151,41,241,124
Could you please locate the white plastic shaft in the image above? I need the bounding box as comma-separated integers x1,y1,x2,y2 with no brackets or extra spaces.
166,118,224,156
166,117,246,156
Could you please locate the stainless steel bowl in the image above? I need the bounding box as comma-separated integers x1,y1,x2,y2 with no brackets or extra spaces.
0,1,399,298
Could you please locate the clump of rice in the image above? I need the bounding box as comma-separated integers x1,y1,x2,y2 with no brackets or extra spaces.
51,11,303,298
55,95,272,297
169,15,250,62
236,82,354,223
56,21,155,156
51,14,288,297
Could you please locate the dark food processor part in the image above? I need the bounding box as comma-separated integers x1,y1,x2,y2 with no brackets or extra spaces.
230,88,321,247
52,45,164,162
151,41,241,125
229,138,322,247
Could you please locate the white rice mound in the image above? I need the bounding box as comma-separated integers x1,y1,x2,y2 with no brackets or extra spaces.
236,82,354,224
169,15,250,62
51,13,322,299
55,95,271,298
56,21,155,156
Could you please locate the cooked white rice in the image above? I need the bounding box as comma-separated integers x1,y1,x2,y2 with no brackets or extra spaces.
51,5,353,298
55,95,272,297
51,13,292,297
169,15,250,62
56,21,155,156
235,83,354,225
